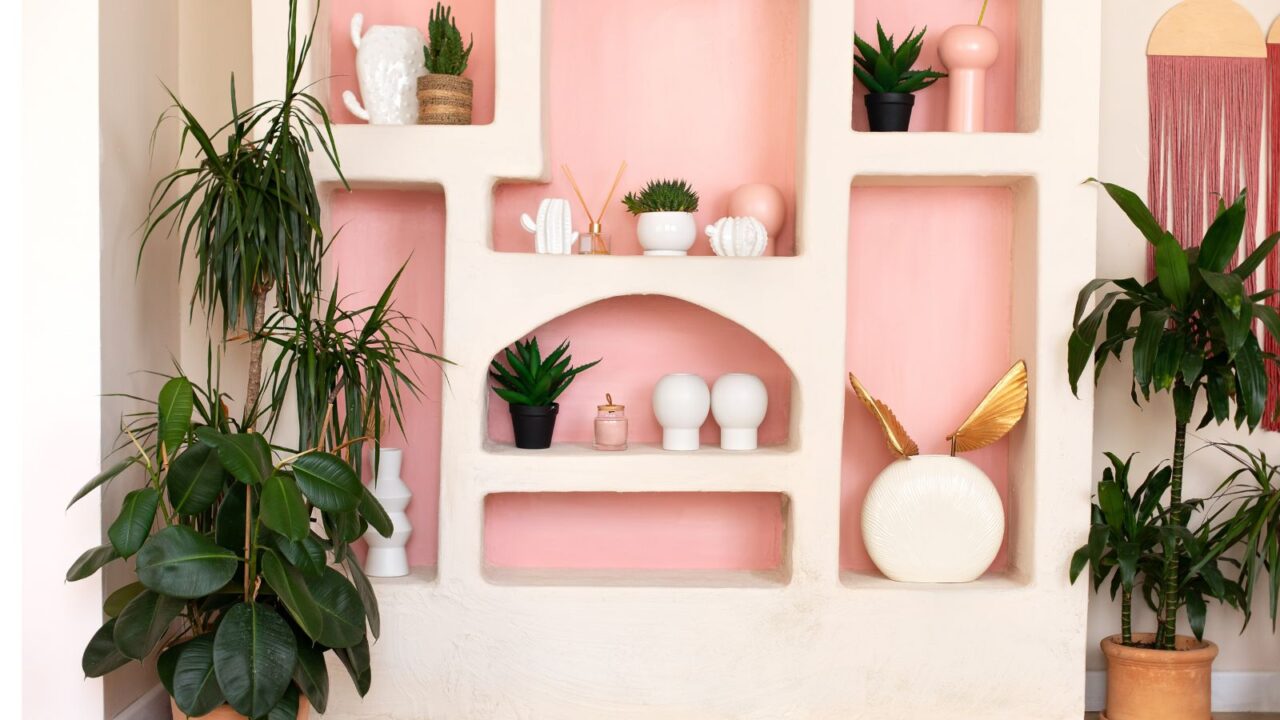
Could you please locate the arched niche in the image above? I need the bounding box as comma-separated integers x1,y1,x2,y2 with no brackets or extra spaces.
485,294,796,449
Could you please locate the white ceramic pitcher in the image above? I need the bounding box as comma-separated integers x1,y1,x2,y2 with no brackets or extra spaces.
341,14,426,125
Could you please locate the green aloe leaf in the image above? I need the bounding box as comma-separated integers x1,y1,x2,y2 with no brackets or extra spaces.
113,589,184,660
213,603,297,717
171,635,226,717
135,526,239,599
108,487,160,558
292,452,361,512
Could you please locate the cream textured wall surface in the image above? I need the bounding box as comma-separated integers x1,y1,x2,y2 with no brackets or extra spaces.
1091,0,1280,677
98,2,180,716
22,0,106,718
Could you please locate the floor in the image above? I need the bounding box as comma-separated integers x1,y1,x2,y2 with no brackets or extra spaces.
1086,715,1280,719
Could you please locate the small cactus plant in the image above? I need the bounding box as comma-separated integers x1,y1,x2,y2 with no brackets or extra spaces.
424,2,473,75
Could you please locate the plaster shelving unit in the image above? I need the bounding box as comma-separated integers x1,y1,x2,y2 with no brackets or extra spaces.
250,0,1102,717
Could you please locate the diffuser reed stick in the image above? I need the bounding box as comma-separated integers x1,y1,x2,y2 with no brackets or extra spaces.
562,162,627,254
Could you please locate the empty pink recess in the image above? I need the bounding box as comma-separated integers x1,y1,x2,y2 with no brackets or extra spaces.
493,0,800,256
853,0,1018,132
327,190,447,567
485,493,785,570
328,0,496,125
487,295,792,447
842,186,1014,572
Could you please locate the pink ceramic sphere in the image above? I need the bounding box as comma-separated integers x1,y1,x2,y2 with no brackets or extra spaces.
938,24,999,72
727,184,786,239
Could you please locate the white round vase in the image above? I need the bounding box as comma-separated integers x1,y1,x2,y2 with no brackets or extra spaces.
636,212,697,256
363,448,413,577
711,374,768,450
652,374,711,451
861,455,1004,583
342,14,426,125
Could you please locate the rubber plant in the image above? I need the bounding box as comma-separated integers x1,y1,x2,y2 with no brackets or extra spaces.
1068,180,1280,650
68,1,442,716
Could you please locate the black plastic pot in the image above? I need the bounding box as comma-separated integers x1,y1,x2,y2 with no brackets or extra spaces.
509,403,559,449
864,93,915,132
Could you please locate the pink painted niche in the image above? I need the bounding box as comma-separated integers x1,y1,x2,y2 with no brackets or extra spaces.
485,492,786,572
328,0,495,125
327,190,447,568
492,0,800,256
853,0,1021,132
842,186,1014,575
485,295,793,449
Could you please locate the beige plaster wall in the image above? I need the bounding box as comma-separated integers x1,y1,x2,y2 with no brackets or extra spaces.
1089,0,1280,674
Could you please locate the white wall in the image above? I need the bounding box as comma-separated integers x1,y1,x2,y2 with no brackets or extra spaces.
21,0,106,718
1091,0,1280,685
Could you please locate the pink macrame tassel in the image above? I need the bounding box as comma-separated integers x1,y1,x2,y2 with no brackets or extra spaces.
1264,45,1280,431
1147,56,1265,292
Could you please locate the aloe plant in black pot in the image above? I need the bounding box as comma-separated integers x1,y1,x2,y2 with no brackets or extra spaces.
490,338,600,449
854,22,946,131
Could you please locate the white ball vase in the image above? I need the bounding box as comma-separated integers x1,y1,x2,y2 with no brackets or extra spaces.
636,212,697,256
652,374,711,451
861,455,1004,583
711,373,768,450
363,448,413,577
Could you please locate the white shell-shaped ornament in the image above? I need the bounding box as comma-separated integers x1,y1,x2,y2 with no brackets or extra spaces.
861,455,1004,583
520,198,578,255
705,216,768,257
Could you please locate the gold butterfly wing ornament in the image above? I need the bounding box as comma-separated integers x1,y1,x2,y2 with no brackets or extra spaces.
849,372,919,459
947,360,1028,455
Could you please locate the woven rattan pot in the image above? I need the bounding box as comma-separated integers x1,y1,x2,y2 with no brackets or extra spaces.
417,74,473,125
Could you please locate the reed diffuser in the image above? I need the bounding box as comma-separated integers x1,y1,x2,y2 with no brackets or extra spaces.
563,162,626,255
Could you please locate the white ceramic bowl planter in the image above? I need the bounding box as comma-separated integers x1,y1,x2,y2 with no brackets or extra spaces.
849,361,1028,583
711,373,768,450
637,212,698,256
653,374,711,451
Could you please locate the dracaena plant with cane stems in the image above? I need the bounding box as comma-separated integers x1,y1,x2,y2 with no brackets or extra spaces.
1068,180,1280,651
66,1,444,716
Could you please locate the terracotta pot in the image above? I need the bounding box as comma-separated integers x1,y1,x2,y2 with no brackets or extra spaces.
417,74,473,125
1100,633,1218,720
170,698,311,719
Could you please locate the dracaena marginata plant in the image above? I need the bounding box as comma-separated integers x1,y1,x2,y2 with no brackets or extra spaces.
68,1,443,716
1069,180,1280,651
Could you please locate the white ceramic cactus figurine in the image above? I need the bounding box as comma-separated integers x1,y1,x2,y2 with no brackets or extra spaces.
342,13,427,125
706,216,769,257
521,198,579,255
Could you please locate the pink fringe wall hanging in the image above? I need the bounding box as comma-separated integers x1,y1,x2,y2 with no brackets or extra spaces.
1265,43,1280,430
1147,55,1265,292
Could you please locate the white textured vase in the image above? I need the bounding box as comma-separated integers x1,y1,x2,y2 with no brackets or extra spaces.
861,455,1004,583
652,374,711,451
636,212,697,256
711,374,768,450
363,448,412,577
342,14,426,125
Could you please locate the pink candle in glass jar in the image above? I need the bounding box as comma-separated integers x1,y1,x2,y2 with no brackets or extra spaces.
593,394,628,451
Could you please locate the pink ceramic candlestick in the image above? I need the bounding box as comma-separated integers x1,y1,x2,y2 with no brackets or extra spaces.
938,24,999,133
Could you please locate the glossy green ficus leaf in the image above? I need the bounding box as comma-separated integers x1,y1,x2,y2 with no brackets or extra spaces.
167,443,227,515
157,376,195,459
171,635,227,717
113,590,184,660
292,453,361,512
261,472,310,541
213,602,297,718
108,488,160,558
135,526,238,599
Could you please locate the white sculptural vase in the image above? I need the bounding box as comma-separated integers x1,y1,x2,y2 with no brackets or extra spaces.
706,217,769,257
342,14,426,125
636,212,697,256
363,448,413,577
861,455,1004,583
711,373,768,450
521,198,579,255
652,374,711,451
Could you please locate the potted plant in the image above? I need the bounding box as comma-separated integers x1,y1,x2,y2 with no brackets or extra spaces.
490,338,600,449
622,178,700,256
1068,180,1280,720
67,2,443,717
854,22,947,131
418,1,474,125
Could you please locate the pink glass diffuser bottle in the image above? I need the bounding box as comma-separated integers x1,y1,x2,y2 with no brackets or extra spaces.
594,394,628,451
